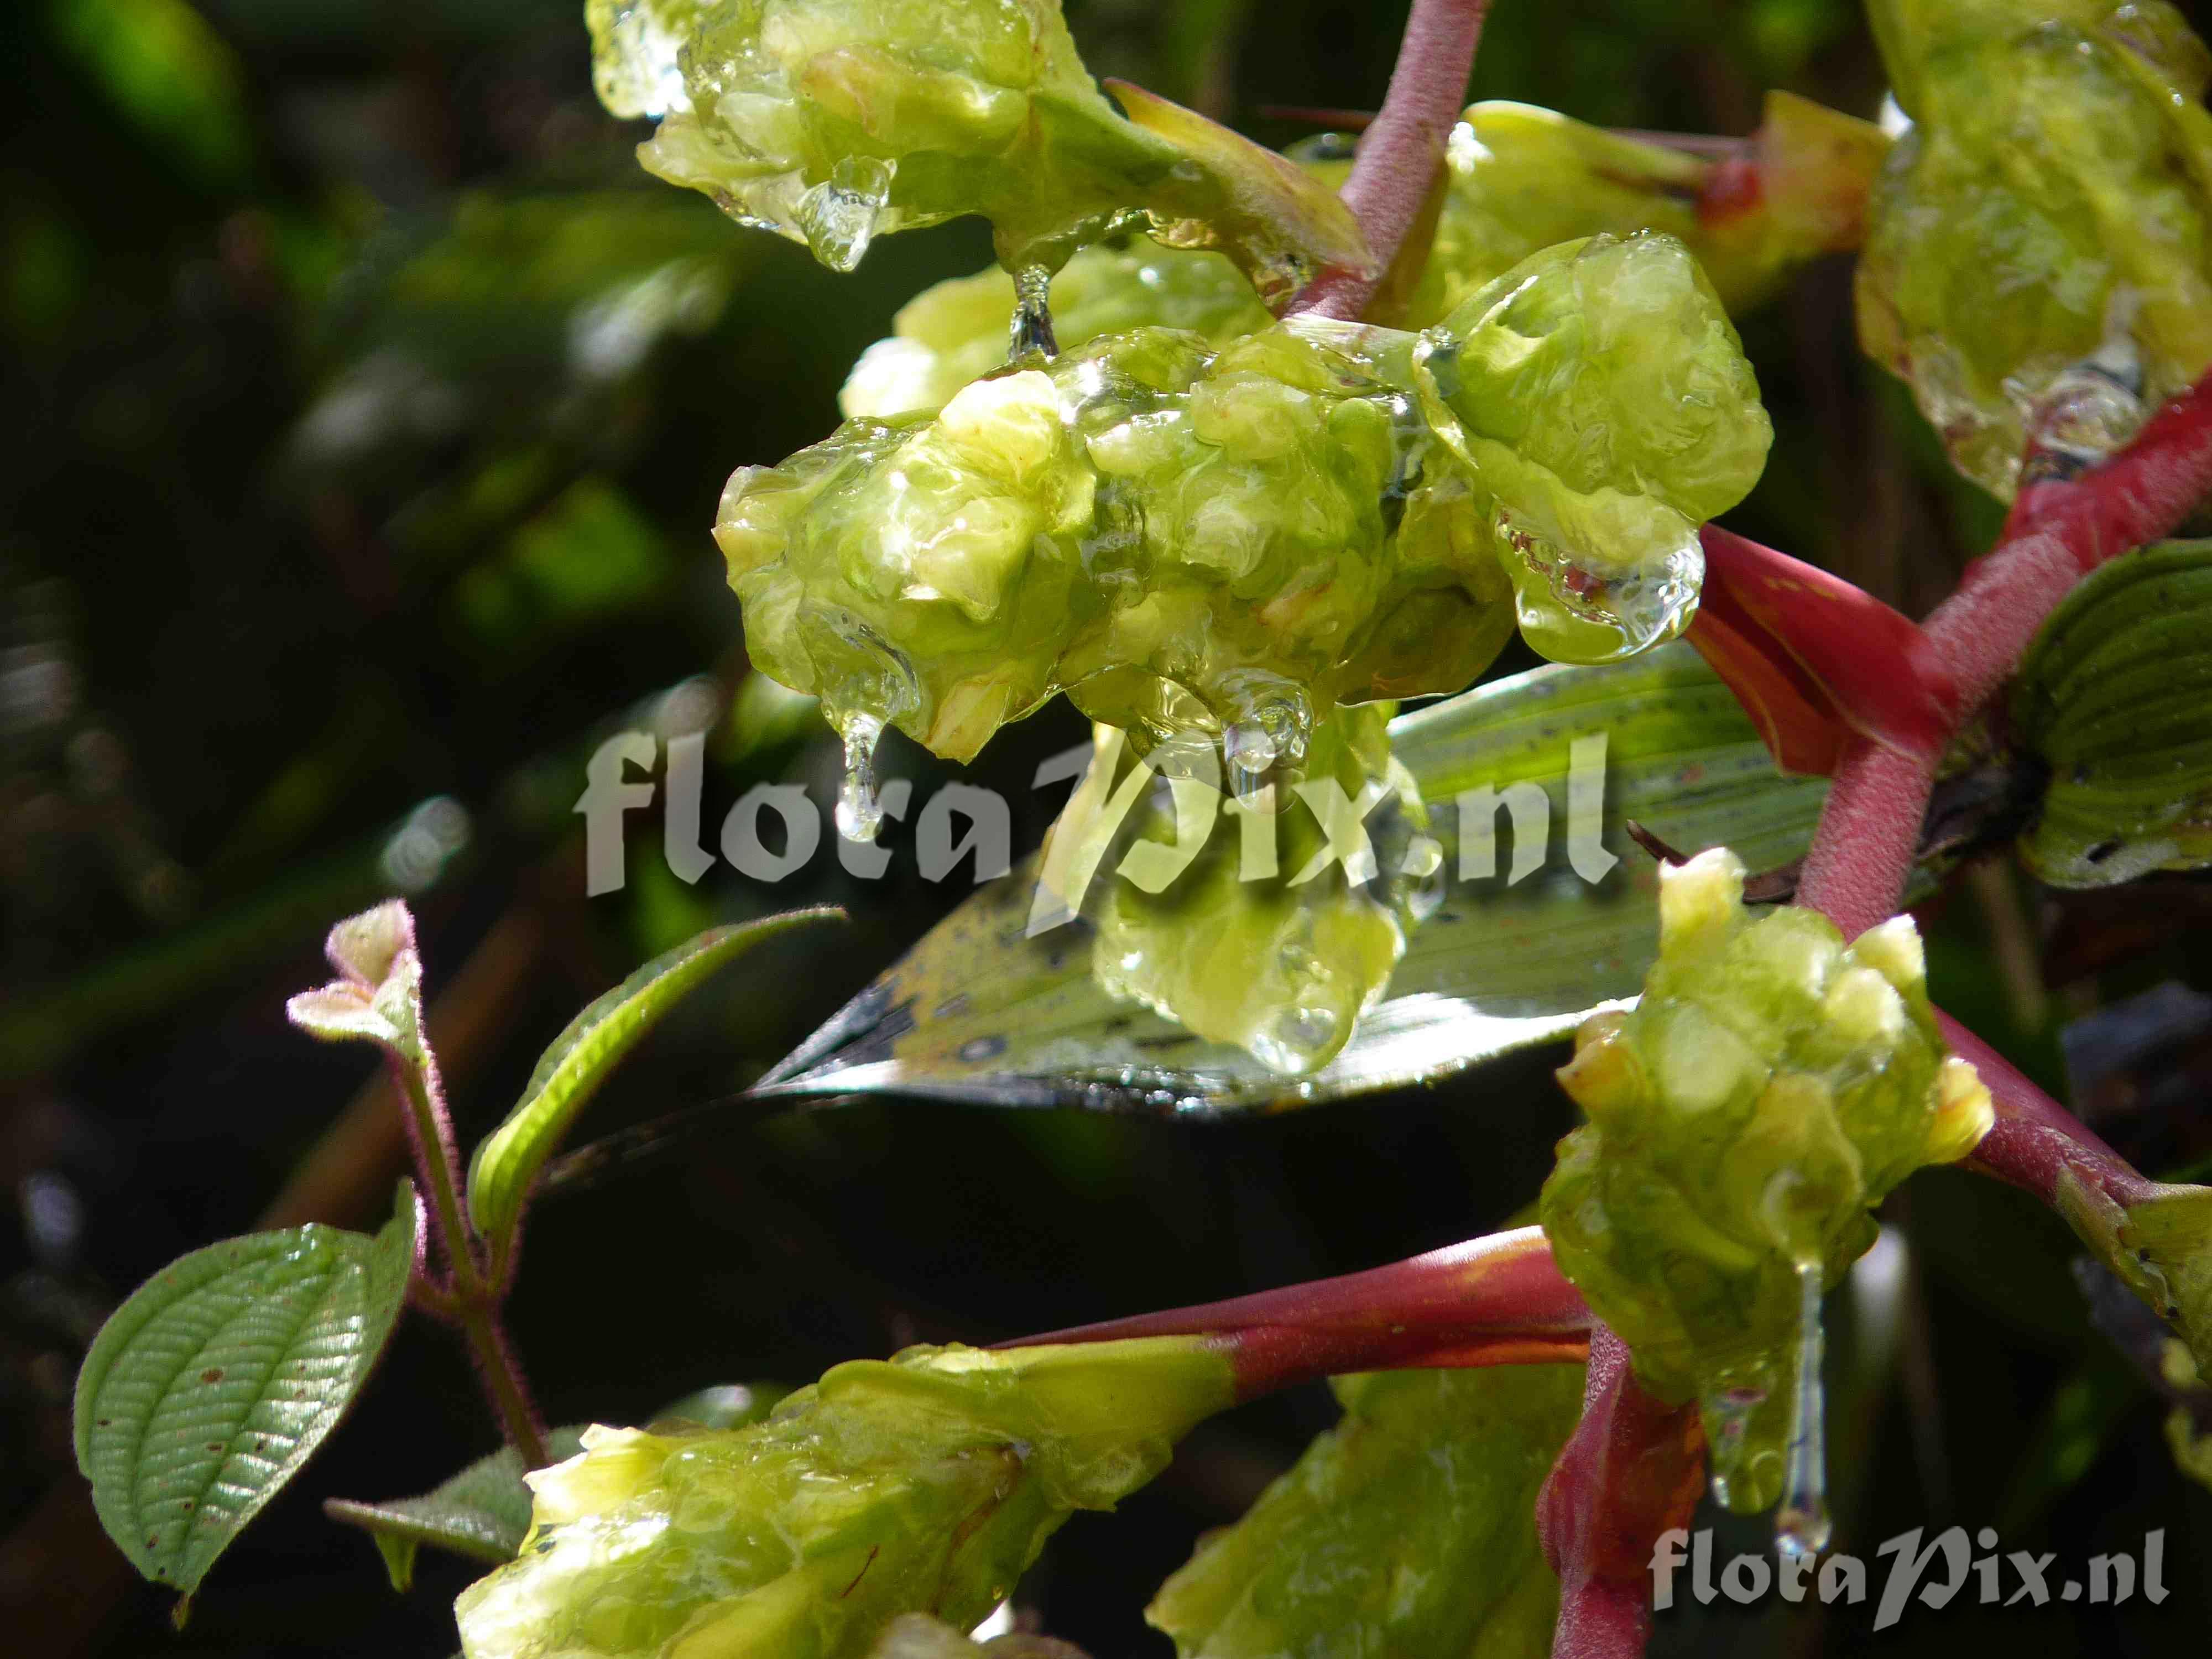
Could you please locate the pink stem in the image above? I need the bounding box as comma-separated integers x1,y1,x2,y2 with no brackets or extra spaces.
1940,1009,2159,1209
999,1225,1592,1397
1536,1327,1706,1659
1285,0,1491,322
1793,366,2212,934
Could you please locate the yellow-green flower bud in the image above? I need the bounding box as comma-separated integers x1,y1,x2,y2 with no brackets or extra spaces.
1538,849,1994,1514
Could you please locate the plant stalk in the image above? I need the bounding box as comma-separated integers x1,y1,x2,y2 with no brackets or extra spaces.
457,1303,552,1470
1793,366,2212,936
1286,0,1491,322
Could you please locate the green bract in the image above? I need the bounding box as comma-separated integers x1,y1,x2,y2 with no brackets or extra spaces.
453,1338,1233,1659
719,320,1509,769
1538,848,1994,1514
1065,705,1432,1075
1416,234,1772,662
1148,1365,1580,1658
723,237,1767,772
841,95,1883,421
589,0,1366,289
1354,93,1889,328
841,238,1270,421
1857,0,2212,497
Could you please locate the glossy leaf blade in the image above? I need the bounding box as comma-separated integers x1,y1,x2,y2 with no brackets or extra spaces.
760,644,1829,1113
73,1191,417,1597
467,907,840,1268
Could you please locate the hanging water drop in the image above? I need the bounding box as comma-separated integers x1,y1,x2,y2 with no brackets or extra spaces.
835,713,887,843
1775,1258,1833,1559
1493,504,1702,665
2020,288,2146,488
1008,264,1058,359
794,156,896,272
1702,1386,1764,1510
1222,720,1278,810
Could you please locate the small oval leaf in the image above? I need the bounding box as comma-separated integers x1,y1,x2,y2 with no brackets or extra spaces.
327,1427,589,1584
74,1190,418,1597
466,907,841,1268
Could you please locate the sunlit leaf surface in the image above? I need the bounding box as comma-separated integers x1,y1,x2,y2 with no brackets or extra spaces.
73,1190,418,1598
760,644,1829,1112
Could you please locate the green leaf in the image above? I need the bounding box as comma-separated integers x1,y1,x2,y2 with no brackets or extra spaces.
454,1339,1236,1659
467,908,842,1269
2012,539,2212,886
326,1427,588,1588
73,1187,419,1598
1149,1365,1583,1658
758,644,1829,1113
327,1382,786,1591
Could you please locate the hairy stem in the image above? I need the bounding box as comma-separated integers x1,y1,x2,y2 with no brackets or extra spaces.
1793,366,2212,935
388,1049,478,1296
457,1304,551,1469
1286,0,1490,321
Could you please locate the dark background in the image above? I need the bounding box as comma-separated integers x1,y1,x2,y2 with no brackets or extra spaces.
3,0,2210,1652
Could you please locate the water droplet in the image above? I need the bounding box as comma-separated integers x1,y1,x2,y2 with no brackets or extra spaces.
794,156,896,272
1223,721,1277,808
1494,504,1702,664
1703,1386,1765,1510
1776,1258,1832,1559
1218,676,1312,787
2020,289,2147,487
1253,1005,1340,1073
835,713,886,843
1008,264,1058,359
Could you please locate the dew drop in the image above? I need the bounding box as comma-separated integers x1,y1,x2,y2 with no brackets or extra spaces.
1252,1005,1340,1074
835,712,886,843
1776,1258,1833,1559
2020,289,2146,487
1702,1385,1765,1510
1008,264,1058,359
794,156,896,272
1230,717,1283,783
1494,504,1702,663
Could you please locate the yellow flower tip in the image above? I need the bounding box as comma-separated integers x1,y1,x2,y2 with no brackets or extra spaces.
1848,914,1926,993
933,369,1065,484
1923,1055,1995,1164
523,1426,670,1529
1556,1016,1648,1120
1820,963,1907,1047
1656,846,1746,954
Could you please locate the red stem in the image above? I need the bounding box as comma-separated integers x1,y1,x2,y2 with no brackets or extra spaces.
1536,1327,1706,1659
1285,0,1490,322
1000,1225,1592,1397
1940,1009,2159,1209
1793,366,2212,935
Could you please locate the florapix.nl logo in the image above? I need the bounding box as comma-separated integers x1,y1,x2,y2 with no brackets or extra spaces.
572,719,1621,927
1651,1526,2172,1629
